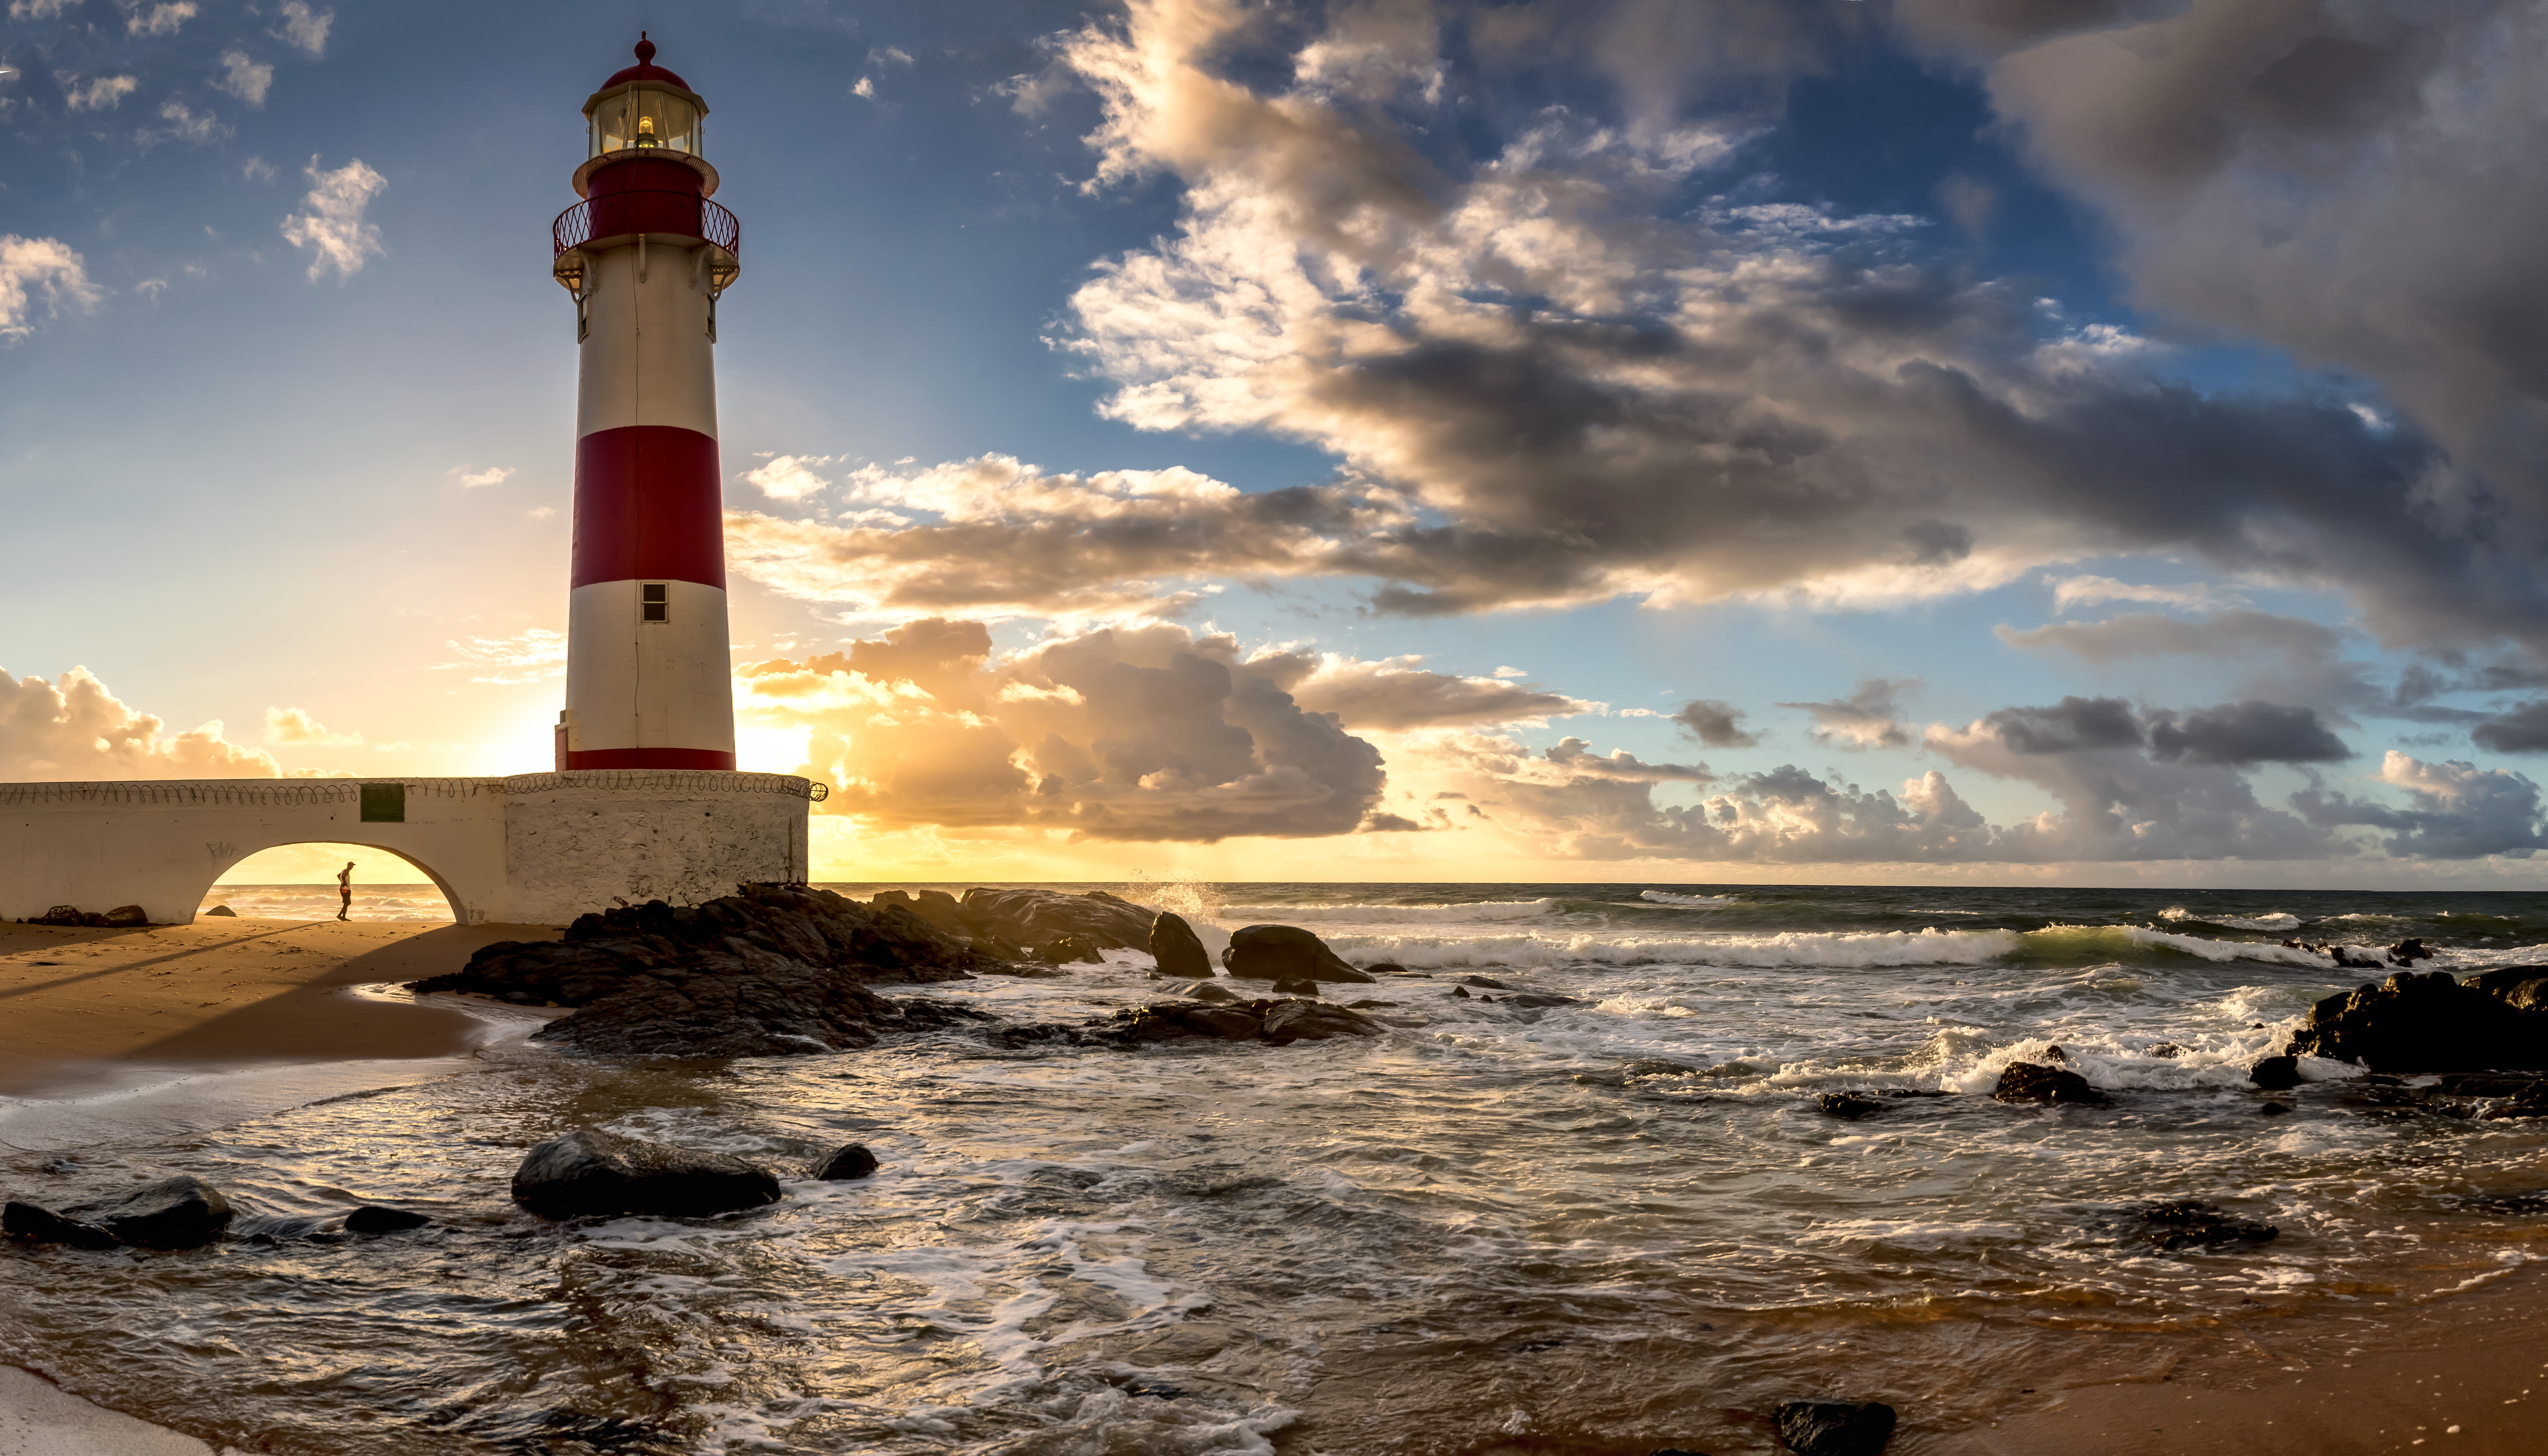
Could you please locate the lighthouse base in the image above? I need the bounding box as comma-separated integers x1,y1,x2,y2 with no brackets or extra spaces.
0,771,814,927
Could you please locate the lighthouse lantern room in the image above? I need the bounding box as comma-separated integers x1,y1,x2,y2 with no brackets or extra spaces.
551,33,742,771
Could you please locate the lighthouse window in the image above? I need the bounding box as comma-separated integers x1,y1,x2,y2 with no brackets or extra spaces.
642,583,669,622
590,88,703,159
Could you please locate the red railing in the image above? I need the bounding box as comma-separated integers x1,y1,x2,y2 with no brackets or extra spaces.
553,194,739,257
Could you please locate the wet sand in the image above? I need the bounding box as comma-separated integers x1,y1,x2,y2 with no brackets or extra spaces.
0,918,557,1096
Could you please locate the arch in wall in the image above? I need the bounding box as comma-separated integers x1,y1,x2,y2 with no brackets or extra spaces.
199,840,469,924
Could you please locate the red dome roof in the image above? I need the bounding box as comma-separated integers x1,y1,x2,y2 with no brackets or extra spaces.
602,33,691,91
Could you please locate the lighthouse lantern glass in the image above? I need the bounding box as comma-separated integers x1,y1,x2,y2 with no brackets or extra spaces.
589,86,703,159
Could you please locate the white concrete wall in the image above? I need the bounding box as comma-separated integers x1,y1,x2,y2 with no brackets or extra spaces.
0,772,811,927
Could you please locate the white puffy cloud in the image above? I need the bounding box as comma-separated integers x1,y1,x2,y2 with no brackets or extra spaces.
280,156,386,281
215,49,273,107
450,464,513,488
138,98,228,147
742,454,834,501
1243,651,1594,728
262,706,361,746
272,0,331,58
750,618,1388,841
126,1,195,37
0,666,278,779
0,235,102,340
2295,751,2548,860
61,74,139,112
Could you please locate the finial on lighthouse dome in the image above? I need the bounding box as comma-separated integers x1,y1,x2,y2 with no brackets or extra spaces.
634,32,656,65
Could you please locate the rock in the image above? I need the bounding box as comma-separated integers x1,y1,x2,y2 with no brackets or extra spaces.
344,1205,431,1234
2041,1044,2068,1063
1269,975,1321,997
1261,1000,1385,1043
2389,937,2434,964
2248,1055,2303,1091
1107,1001,1270,1043
1181,980,1245,1004
1366,961,1410,975
1819,1092,1884,1120
1032,933,1103,965
2136,1199,2277,1251
814,1143,878,1180
203,905,238,917
1506,992,1580,1009
1450,985,1471,999
2146,1042,2184,1058
1992,1062,2111,1106
1220,924,1376,983
2259,1101,2292,1117
99,905,148,928
511,1129,782,1220
960,887,1156,950
870,889,970,936
1620,1059,1703,1078
2284,968,2548,1072
3,1201,119,1250
31,905,86,927
407,883,993,1058
1345,998,1398,1008
62,1175,234,1249
1459,974,1515,989
1150,912,1214,980
1774,1399,1898,1456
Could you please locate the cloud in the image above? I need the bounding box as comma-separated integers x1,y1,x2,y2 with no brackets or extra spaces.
1998,609,2341,666
869,46,915,68
743,454,834,501
450,464,513,488
1242,651,1594,728
0,665,278,778
852,77,875,100
61,74,139,112
2294,751,2548,860
435,628,567,684
2147,700,2350,766
0,235,102,340
272,0,331,57
8,0,75,19
262,705,361,746
752,618,1387,842
280,156,386,281
137,98,228,147
1779,678,1918,748
215,49,272,107
1671,697,1761,747
126,1,195,37
242,155,277,182
2472,700,2548,755
2047,574,2242,613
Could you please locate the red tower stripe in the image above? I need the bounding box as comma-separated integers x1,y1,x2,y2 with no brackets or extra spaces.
572,425,727,588
564,747,739,771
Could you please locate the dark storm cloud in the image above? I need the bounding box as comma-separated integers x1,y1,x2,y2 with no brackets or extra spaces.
1982,695,2145,753
2472,701,2548,754
2145,700,2351,765
2292,752,2548,859
1672,698,1761,747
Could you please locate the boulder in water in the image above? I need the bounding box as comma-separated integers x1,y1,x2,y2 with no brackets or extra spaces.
1149,912,1213,980
960,887,1155,950
2248,1055,2303,1091
1269,974,1321,997
2136,1199,2277,1250
1992,1062,2110,1107
60,1175,234,1249
512,1129,782,1220
814,1143,879,1180
2284,968,2548,1072
1818,1092,1884,1120
1033,933,1104,965
1774,1399,1898,1456
1459,974,1515,989
344,1204,431,1234
3,1201,119,1250
1221,925,1375,983
1179,980,1244,1003
1261,999,1385,1043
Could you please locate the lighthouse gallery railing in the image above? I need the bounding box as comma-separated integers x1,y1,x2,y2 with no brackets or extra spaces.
553,195,739,257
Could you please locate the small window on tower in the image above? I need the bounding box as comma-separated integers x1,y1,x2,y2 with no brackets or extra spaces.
642,583,669,622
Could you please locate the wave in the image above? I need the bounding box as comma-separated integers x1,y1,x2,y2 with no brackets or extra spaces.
2023,923,2328,966
1324,920,2345,972
1214,898,1558,925
2158,906,2300,933
1639,890,1740,908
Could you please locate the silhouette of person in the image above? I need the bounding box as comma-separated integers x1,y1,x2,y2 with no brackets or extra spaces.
336,861,355,921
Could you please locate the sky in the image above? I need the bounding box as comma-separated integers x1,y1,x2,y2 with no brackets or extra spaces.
7,0,2548,887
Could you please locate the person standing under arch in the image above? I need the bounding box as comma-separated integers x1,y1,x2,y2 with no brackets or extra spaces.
336,861,355,921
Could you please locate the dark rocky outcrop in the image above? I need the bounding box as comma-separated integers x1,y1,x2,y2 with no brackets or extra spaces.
100,905,148,928
8,1176,236,1249
1221,924,1375,983
1459,974,1515,989
1008,997,1385,1049
4,1201,119,1249
1261,1000,1385,1043
961,887,1156,950
1506,992,1581,1009
869,888,969,935
512,1129,782,1220
2135,1199,2278,1251
1819,1092,1884,1120
2284,968,2548,1073
1366,961,1410,975
408,883,993,1057
1149,912,1214,980
814,1143,878,1180
2248,1055,2303,1091
1033,933,1103,965
344,1204,431,1234
203,905,238,917
1178,980,1245,1003
1269,975,1322,997
1993,1063,2111,1106
1774,1399,1897,1456
27,904,152,928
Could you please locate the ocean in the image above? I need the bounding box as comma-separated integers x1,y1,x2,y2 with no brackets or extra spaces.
6,881,2547,1454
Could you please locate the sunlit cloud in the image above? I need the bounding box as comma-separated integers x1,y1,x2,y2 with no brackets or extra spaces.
0,235,102,340
263,705,363,746
280,156,387,282
1,664,277,779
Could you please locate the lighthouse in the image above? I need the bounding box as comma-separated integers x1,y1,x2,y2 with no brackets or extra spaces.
550,35,741,771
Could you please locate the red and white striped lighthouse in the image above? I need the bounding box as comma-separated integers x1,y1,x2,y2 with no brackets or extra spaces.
550,34,741,771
